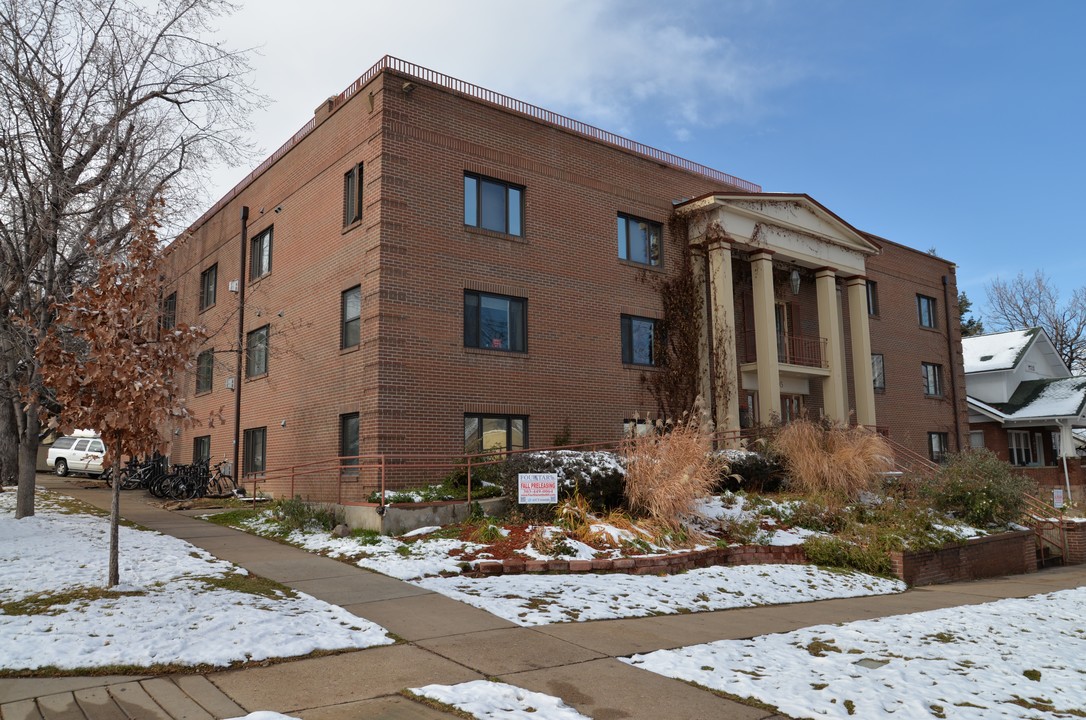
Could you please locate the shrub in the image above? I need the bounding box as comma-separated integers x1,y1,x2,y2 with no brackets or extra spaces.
773,419,893,506
802,535,893,577
922,449,1038,527
442,456,505,491
717,449,784,493
622,403,722,531
270,497,341,532
500,450,626,520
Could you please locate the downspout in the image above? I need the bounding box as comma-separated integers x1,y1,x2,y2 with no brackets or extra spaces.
233,206,249,482
942,275,963,450
1060,419,1073,504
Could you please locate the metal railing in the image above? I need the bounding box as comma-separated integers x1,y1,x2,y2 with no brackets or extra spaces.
240,429,751,506
177,56,760,245
742,330,828,368
1021,494,1068,567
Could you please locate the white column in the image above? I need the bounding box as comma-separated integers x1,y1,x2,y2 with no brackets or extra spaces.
750,251,781,422
707,240,740,441
815,268,846,422
846,276,877,427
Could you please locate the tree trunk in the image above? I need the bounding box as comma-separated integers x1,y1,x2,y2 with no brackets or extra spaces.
108,439,123,586
0,397,17,486
15,404,39,518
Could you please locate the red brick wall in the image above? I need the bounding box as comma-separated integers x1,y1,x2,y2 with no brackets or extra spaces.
867,237,968,460
889,530,1036,586
160,66,968,481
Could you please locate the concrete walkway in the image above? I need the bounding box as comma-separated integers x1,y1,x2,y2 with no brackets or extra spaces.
4,477,1086,720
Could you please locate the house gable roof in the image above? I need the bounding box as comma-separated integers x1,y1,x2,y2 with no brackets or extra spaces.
962,328,1040,374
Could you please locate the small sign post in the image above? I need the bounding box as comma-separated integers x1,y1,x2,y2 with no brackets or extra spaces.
1053,488,1065,509
518,473,558,504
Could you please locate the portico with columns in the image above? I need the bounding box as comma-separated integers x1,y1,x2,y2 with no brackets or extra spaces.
679,193,881,435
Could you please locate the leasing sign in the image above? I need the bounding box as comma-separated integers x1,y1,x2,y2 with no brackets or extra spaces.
518,473,558,504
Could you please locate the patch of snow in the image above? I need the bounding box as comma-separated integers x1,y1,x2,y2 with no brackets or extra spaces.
412,680,590,719
962,329,1035,374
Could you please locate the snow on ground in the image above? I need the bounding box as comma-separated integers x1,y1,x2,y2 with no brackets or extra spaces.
412,681,590,720
0,491,393,671
624,587,1086,720
416,565,904,626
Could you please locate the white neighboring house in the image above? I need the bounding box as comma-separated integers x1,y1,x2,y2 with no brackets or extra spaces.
963,328,1086,499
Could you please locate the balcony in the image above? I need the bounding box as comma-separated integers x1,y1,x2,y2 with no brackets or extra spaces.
742,330,828,369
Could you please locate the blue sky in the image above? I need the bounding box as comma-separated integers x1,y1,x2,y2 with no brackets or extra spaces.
208,0,1086,323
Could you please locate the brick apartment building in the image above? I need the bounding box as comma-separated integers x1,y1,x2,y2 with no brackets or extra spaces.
161,56,966,484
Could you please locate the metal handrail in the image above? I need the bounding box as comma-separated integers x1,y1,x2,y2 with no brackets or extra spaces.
1020,493,1068,565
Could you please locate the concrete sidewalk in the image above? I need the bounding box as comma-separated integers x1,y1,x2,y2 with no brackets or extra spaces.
4,477,1085,720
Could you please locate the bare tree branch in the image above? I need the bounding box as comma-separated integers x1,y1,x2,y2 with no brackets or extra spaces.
985,270,1086,374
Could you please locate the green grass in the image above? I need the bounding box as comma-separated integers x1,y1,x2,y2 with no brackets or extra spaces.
193,572,297,600
1,588,145,616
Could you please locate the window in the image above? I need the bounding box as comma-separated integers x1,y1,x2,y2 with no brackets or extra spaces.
339,413,359,476
917,294,937,328
617,213,662,267
246,325,269,377
195,349,214,393
969,430,985,449
464,291,526,352
921,362,943,396
1008,430,1042,467
199,265,217,311
464,414,527,454
243,427,266,476
341,286,361,349
866,280,879,316
464,173,523,236
928,432,949,463
193,436,211,464
250,227,272,280
161,292,177,331
872,354,886,391
623,419,654,437
343,163,363,226
621,315,658,366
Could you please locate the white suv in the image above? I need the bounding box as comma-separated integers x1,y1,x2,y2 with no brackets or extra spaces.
47,433,107,477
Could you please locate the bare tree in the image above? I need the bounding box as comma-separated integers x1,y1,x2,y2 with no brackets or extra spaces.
0,0,258,517
38,206,206,585
985,271,1086,374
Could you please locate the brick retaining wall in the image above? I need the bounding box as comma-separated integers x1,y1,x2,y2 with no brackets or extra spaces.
889,530,1036,587
469,544,806,577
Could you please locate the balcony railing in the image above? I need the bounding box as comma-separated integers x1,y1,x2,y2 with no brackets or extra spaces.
742,330,827,368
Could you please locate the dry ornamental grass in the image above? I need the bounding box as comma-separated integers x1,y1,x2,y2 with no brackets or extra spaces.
773,420,894,506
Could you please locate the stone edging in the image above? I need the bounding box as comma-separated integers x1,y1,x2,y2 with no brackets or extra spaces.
468,544,806,577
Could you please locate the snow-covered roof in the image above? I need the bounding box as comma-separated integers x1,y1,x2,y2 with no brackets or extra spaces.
1000,377,1086,421
961,328,1039,374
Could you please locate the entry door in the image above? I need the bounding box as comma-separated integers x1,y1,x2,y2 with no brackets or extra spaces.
781,394,804,424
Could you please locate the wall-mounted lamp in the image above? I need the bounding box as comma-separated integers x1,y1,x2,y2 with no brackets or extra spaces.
280,420,287,428
273,205,283,214
174,428,181,436
789,269,802,295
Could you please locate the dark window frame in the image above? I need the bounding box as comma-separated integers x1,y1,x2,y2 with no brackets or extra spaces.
921,361,943,396
617,213,663,267
246,325,269,377
866,280,879,317
928,432,949,463
621,314,659,366
195,349,214,394
343,162,363,226
339,412,360,476
463,290,527,352
464,413,528,454
872,353,886,392
917,294,937,328
242,427,267,476
193,435,211,464
341,285,361,349
199,264,217,311
161,292,177,331
250,227,273,281
463,172,524,236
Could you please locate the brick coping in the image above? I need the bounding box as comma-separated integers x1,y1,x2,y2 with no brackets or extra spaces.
466,544,806,577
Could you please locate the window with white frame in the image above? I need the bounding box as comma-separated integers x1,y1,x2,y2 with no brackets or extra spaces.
1008,429,1040,466
250,227,272,280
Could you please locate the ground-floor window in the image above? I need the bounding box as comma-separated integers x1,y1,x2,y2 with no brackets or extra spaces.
969,430,985,450
243,427,266,476
1008,429,1042,466
928,432,950,463
465,414,527,454
340,413,359,477
623,419,654,437
193,435,211,464
740,391,758,428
